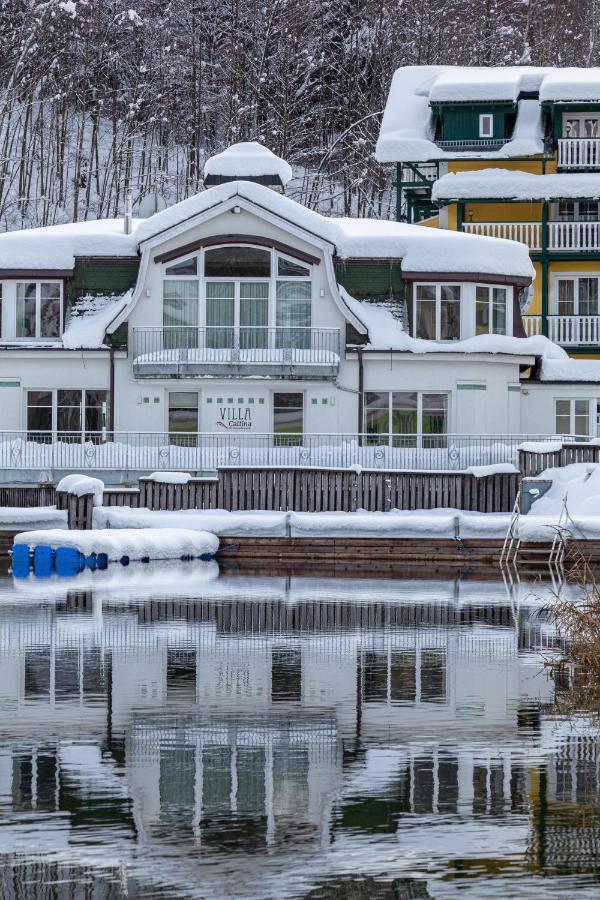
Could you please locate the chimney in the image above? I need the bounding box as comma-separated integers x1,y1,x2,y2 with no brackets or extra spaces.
124,189,133,234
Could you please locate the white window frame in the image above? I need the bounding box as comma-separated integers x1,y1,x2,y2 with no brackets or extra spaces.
14,280,63,341
550,273,600,316
25,388,108,438
554,200,600,222
271,389,304,440
479,113,493,138
562,112,600,139
413,282,462,342
363,390,450,447
554,397,594,438
475,283,509,336
161,247,313,335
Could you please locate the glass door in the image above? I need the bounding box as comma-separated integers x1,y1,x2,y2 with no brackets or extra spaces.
206,282,234,350
240,283,268,350
163,280,199,351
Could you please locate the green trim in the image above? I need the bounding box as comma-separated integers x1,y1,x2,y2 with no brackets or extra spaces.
508,385,521,393
457,383,487,391
0,380,19,387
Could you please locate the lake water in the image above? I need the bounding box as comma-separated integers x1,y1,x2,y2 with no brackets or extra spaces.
0,562,599,899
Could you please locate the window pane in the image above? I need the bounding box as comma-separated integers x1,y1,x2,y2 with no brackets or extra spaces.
85,390,108,438
557,280,575,316
416,300,436,339
391,392,418,437
479,115,492,137
564,118,580,138
574,399,589,437
365,391,389,440
57,389,81,434
40,283,60,338
27,390,52,434
276,281,311,348
278,257,309,277
476,285,490,335
555,399,571,435
273,393,303,443
558,201,575,222
440,298,460,340
206,281,234,348
422,394,448,437
492,287,507,335
168,392,198,444
579,202,599,221
163,280,199,349
165,257,197,276
584,118,600,138
240,282,268,349
579,278,599,316
204,246,270,278
16,283,37,338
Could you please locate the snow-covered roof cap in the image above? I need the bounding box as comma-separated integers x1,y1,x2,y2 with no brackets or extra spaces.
135,180,534,279
203,141,293,187
540,358,600,382
539,68,600,103
376,65,600,163
433,169,600,202
0,219,139,271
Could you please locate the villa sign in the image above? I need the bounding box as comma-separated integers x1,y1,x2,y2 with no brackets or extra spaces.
216,406,253,429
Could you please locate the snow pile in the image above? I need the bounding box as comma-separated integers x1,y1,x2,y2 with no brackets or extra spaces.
62,291,132,349
132,180,534,279
56,474,105,506
203,141,293,185
529,463,600,517
464,463,519,477
0,218,138,271
13,527,219,561
376,65,548,162
540,68,600,102
517,440,563,453
540,358,600,383
433,170,600,202
93,506,289,536
340,287,564,358
147,471,193,484
0,507,67,530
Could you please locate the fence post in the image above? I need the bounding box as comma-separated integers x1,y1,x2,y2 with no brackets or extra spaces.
58,491,94,529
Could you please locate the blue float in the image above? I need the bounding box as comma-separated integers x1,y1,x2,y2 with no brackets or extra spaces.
96,553,108,570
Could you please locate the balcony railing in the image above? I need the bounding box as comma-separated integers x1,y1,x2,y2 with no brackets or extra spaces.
0,430,575,475
131,326,341,378
463,221,600,252
436,139,506,152
522,314,600,346
463,222,541,250
558,138,600,169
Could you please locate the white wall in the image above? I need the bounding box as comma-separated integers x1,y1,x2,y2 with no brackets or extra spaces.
521,382,600,436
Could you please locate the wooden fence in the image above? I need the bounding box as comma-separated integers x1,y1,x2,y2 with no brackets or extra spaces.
519,442,600,477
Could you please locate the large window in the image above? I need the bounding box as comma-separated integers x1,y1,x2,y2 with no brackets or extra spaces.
475,285,507,335
16,282,61,339
162,246,313,351
27,389,108,439
273,392,303,444
557,200,599,222
563,114,600,138
553,275,599,316
555,399,590,437
365,391,448,446
414,284,460,341
168,392,198,444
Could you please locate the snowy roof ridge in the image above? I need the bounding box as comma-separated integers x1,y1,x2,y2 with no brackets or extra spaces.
0,219,140,272
433,169,600,202
376,65,600,163
203,141,293,185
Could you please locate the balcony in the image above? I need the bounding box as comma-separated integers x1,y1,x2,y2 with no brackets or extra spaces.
522,315,600,347
558,138,600,170
436,139,506,152
463,221,600,252
131,326,342,379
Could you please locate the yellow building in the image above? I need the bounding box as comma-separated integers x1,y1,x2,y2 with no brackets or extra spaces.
376,66,600,359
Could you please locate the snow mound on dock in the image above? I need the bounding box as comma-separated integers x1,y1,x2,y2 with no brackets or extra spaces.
56,474,105,505
13,527,219,562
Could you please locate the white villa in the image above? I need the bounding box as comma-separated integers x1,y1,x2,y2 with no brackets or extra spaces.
0,140,597,477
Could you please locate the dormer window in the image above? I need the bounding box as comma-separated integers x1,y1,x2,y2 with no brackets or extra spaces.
16,281,61,339
475,285,507,335
414,284,461,341
479,114,493,139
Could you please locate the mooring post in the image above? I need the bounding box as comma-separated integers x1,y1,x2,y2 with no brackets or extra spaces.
59,492,94,529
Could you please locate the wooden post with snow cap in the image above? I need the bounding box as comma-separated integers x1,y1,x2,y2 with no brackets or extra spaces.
55,474,104,529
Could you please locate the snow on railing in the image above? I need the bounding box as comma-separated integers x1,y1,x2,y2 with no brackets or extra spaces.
0,431,577,474
558,138,600,169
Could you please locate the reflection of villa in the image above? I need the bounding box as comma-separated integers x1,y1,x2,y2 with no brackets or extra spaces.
0,574,597,896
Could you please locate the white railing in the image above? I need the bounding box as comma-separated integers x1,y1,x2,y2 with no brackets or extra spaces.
549,221,600,251
522,315,542,337
549,315,600,346
521,315,600,346
0,431,572,474
462,222,541,250
558,138,600,169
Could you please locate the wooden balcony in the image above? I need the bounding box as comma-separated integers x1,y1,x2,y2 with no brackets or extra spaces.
522,315,600,347
558,138,600,170
463,221,600,252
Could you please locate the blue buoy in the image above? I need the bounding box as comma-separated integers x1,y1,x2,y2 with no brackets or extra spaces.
33,545,53,566
12,544,31,565
12,558,31,579
120,555,130,566
96,553,108,570
141,556,150,563
85,553,97,570
200,552,214,561
55,546,85,576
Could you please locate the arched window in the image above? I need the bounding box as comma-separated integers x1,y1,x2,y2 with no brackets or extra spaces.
204,246,271,278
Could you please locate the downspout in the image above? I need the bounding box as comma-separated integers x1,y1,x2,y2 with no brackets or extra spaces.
395,163,402,222
357,347,364,445
457,201,464,234
109,345,115,438
541,200,549,337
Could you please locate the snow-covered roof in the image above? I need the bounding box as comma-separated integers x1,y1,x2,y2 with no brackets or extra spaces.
539,68,600,103
433,169,600,202
539,358,600,382
0,219,139,271
62,291,132,349
203,141,293,186
376,65,600,163
136,180,534,279
340,288,560,358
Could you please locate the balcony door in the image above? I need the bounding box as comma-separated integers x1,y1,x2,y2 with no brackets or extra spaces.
205,246,270,352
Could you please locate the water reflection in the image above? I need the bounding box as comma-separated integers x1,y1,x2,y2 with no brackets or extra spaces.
0,568,598,897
